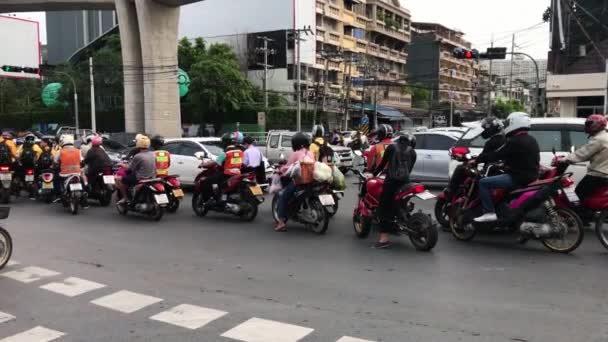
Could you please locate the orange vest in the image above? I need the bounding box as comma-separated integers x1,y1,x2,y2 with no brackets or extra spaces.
155,150,171,176
59,147,81,175
223,149,243,175
368,140,391,170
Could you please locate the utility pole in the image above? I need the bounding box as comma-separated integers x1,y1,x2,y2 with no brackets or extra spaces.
487,34,494,116
89,57,97,132
256,36,275,110
508,34,515,101
321,49,343,114
343,55,353,130
604,59,608,115
288,26,313,132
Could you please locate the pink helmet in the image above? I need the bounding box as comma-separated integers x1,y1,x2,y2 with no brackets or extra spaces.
585,114,607,135
91,136,103,147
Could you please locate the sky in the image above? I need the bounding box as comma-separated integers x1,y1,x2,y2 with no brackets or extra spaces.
6,0,551,59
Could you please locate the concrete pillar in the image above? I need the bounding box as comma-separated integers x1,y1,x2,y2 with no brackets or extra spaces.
115,0,145,132
135,0,182,137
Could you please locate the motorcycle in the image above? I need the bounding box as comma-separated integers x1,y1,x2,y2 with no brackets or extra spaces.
351,168,438,251
116,177,168,221
192,158,264,222
448,153,584,253
435,146,471,230
161,175,184,213
0,165,12,204
17,168,37,198
37,169,56,203
60,174,85,215
88,167,115,207
0,207,12,269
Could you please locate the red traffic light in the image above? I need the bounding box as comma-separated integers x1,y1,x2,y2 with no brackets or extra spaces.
465,51,473,59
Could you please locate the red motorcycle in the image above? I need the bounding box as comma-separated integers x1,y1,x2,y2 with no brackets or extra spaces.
160,175,183,213
351,168,438,251
191,159,264,221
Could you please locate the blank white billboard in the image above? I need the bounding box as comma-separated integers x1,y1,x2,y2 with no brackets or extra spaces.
0,15,41,80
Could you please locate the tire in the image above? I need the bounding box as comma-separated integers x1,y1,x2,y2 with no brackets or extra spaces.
166,197,180,213
43,194,53,204
327,194,339,218
352,209,371,239
239,198,258,222
449,203,476,241
0,189,9,204
70,195,79,215
116,201,128,216
408,212,438,251
271,194,280,223
434,198,450,230
0,227,12,269
99,188,112,207
192,192,208,217
148,193,164,221
542,207,584,253
595,210,608,250
307,198,330,234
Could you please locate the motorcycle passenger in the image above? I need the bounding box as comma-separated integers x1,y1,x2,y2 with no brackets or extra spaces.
474,112,540,223
116,135,156,204
242,136,265,183
367,124,394,172
275,132,314,232
80,135,96,159
309,125,334,163
84,136,112,182
37,138,55,171
372,134,417,249
0,132,18,167
204,132,244,201
447,117,505,200
53,134,88,208
564,114,608,204
151,135,171,177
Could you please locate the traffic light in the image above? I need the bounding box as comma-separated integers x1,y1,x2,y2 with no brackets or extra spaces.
452,48,479,60
1,65,40,74
481,47,508,60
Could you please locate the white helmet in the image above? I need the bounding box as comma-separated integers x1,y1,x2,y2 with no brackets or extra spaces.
60,134,75,147
504,112,531,135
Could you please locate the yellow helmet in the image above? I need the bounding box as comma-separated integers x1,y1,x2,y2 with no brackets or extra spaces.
135,135,151,149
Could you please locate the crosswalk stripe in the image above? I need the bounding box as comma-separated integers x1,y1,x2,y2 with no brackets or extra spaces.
336,337,376,342
40,277,106,297
0,326,65,342
91,290,162,314
221,317,314,342
0,311,15,324
0,267,60,283
149,304,228,330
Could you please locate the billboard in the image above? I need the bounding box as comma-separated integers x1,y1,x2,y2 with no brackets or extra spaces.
0,15,41,80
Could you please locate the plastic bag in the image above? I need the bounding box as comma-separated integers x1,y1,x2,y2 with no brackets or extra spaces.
269,173,283,194
332,166,346,190
313,162,333,183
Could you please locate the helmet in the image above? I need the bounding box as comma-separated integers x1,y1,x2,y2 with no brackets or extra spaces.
291,132,310,151
84,134,97,144
1,131,13,139
504,112,531,135
312,125,325,138
480,117,505,139
135,135,151,149
150,135,165,149
60,134,75,147
91,136,103,147
232,131,244,144
243,135,255,145
396,133,416,149
585,114,607,135
375,124,394,140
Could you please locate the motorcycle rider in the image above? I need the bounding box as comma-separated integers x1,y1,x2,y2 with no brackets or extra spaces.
275,132,314,232
151,135,171,177
203,132,244,202
53,134,88,208
80,134,96,159
242,135,265,183
0,131,18,167
372,134,417,249
37,138,55,171
309,125,333,163
367,124,394,172
474,112,540,222
116,135,156,204
446,117,505,200
17,135,43,198
83,136,112,184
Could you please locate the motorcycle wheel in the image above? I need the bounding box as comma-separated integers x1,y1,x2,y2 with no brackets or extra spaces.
0,189,9,204
434,198,450,230
99,188,112,207
0,227,12,269
307,198,330,235
166,196,180,213
449,203,476,241
239,198,258,222
192,192,208,217
352,210,371,239
116,201,128,216
271,194,280,223
327,194,339,218
69,195,79,215
407,212,438,251
595,209,608,250
542,207,584,253
148,193,164,221
43,194,53,204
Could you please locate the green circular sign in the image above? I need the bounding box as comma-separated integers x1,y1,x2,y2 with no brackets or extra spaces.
178,68,190,98
42,82,64,107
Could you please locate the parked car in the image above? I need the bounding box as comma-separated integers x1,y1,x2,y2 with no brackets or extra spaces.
448,118,588,183
409,131,461,184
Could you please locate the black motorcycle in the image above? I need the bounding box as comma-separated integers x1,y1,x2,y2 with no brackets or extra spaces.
0,207,11,269
88,167,115,207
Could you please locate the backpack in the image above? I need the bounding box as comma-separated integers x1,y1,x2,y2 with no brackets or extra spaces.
313,140,334,163
387,145,412,182
20,145,36,166
0,141,10,165
38,150,53,168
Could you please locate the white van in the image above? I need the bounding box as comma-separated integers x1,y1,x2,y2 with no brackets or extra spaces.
449,118,589,183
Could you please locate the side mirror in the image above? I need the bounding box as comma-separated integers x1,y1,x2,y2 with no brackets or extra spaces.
195,151,207,160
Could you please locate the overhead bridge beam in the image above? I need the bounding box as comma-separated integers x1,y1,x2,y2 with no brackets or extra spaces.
0,0,114,11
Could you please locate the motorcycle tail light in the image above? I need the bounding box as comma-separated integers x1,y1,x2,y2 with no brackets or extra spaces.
413,184,425,194
562,178,574,188
42,173,54,182
450,146,470,160
153,183,165,192
168,177,180,187
0,166,10,172
26,169,34,175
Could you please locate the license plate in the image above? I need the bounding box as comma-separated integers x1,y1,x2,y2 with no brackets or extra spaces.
173,188,184,198
318,194,335,206
70,183,83,191
250,185,263,196
155,194,169,204
42,182,54,189
25,175,34,182
416,191,436,200
564,188,580,203
103,175,115,185
0,174,11,181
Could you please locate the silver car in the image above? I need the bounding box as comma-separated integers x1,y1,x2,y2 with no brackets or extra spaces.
409,131,462,184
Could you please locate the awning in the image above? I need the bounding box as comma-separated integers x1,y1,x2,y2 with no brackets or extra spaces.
351,104,406,121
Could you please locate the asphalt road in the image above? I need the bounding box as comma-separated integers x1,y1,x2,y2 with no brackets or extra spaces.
0,177,607,342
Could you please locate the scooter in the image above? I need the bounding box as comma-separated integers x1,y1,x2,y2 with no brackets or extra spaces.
37,169,56,203
161,175,183,213
116,177,168,221
0,206,12,269
88,167,115,207
0,165,12,204
60,174,86,215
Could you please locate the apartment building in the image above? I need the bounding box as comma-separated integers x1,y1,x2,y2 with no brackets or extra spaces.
407,22,479,109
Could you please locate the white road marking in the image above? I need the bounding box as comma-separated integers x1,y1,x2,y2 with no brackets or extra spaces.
91,290,162,314
40,277,106,297
221,317,314,342
0,326,65,342
0,311,15,324
0,267,60,283
336,337,376,342
150,304,228,330
6,260,19,267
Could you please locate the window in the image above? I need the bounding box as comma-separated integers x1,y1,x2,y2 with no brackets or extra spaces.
413,134,426,149
200,142,223,156
424,135,456,150
178,142,203,156
529,130,562,152
281,135,293,148
268,135,280,148
163,142,182,154
568,130,588,150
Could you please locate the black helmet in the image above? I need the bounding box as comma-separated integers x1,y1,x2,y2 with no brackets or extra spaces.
291,132,310,152
221,133,235,148
396,133,416,148
480,117,504,139
375,124,394,140
243,135,255,145
151,135,165,149
312,125,325,138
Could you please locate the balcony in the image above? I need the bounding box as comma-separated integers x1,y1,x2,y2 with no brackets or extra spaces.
328,32,342,45
327,4,341,20
368,22,411,43
342,10,366,29
355,40,368,53
343,35,357,51
368,42,379,56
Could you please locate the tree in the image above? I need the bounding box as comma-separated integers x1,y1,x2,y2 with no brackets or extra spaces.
493,99,525,118
404,83,431,109
542,6,551,22
178,37,206,72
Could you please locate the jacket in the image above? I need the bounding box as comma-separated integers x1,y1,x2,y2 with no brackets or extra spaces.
84,147,112,173
567,130,608,177
0,138,17,162
309,137,325,161
374,143,417,180
154,150,171,176
477,132,540,186
367,138,393,171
